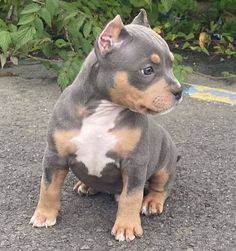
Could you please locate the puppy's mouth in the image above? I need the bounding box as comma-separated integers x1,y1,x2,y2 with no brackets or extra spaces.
143,108,158,115
131,105,174,115
134,102,179,115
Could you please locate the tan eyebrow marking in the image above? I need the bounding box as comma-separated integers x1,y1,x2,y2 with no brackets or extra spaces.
150,53,160,64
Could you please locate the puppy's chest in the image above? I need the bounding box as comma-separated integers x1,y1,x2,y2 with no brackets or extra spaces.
71,103,124,177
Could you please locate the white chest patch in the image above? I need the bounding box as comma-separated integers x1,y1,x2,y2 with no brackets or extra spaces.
71,100,124,177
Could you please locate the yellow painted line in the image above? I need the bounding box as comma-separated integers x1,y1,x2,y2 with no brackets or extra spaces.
183,84,236,105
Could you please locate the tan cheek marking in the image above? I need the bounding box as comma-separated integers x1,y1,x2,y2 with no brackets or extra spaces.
112,128,141,157
142,79,169,105
150,53,160,64
110,71,143,108
111,71,171,112
169,52,174,61
53,129,80,157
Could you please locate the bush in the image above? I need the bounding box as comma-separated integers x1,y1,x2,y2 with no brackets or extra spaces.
0,0,235,89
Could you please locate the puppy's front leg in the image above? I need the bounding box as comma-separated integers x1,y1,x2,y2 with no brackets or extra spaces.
112,165,145,241
30,150,68,227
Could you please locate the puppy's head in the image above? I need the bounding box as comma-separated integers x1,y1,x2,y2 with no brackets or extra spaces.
95,10,182,115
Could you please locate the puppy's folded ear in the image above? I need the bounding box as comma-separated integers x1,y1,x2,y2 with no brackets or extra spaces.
131,9,150,28
96,15,130,56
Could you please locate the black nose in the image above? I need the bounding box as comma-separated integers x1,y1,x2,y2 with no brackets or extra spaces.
172,87,183,100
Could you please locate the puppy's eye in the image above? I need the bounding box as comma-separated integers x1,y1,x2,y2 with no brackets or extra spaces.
141,66,154,75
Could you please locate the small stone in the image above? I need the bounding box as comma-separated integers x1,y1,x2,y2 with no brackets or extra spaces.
96,227,103,232
81,245,90,250
107,240,113,246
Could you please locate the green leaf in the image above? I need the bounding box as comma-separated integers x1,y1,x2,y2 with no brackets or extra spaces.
77,15,86,30
182,41,190,49
71,59,82,73
201,47,210,55
46,0,59,17
81,38,92,54
66,19,79,36
176,32,186,38
20,3,41,15
190,46,200,52
173,53,183,62
39,8,52,27
18,14,35,25
0,31,11,53
0,53,7,68
83,22,92,38
49,62,60,72
144,0,152,7
58,71,70,89
186,33,194,40
55,39,69,48
42,44,54,57
57,50,68,60
129,0,147,7
184,66,193,74
81,6,91,15
34,17,44,32
159,0,174,14
15,26,36,49
8,24,17,33
225,36,234,43
0,18,8,30
63,11,78,23
93,26,102,37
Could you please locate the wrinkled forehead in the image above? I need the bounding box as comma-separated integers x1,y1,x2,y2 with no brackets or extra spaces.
107,24,172,68
126,24,170,51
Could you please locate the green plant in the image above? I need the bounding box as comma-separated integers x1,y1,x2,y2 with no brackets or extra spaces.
148,0,236,58
173,53,193,83
0,0,132,87
0,0,235,89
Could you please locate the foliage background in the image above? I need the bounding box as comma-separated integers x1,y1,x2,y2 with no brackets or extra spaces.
0,0,235,89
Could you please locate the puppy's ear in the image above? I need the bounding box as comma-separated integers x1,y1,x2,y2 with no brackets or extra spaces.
96,15,130,56
131,9,150,28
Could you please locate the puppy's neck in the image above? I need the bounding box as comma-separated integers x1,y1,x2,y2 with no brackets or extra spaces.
70,50,101,104
69,50,129,116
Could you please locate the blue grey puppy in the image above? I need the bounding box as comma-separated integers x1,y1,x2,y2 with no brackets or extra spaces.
30,10,183,242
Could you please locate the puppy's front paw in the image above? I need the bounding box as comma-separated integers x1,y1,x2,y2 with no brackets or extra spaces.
111,216,143,241
73,181,97,196
141,191,167,215
30,208,58,228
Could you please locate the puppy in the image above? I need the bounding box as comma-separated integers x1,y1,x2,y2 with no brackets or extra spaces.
30,9,182,242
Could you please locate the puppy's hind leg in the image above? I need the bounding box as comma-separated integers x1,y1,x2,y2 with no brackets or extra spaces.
73,180,98,196
141,163,176,216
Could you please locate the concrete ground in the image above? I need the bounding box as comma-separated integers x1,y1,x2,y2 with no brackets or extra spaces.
0,63,235,251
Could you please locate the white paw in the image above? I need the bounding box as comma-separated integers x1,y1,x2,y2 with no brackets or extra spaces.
29,214,56,228
141,205,148,215
115,233,126,242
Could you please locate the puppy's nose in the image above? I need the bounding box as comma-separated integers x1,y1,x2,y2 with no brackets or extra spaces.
172,87,183,100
